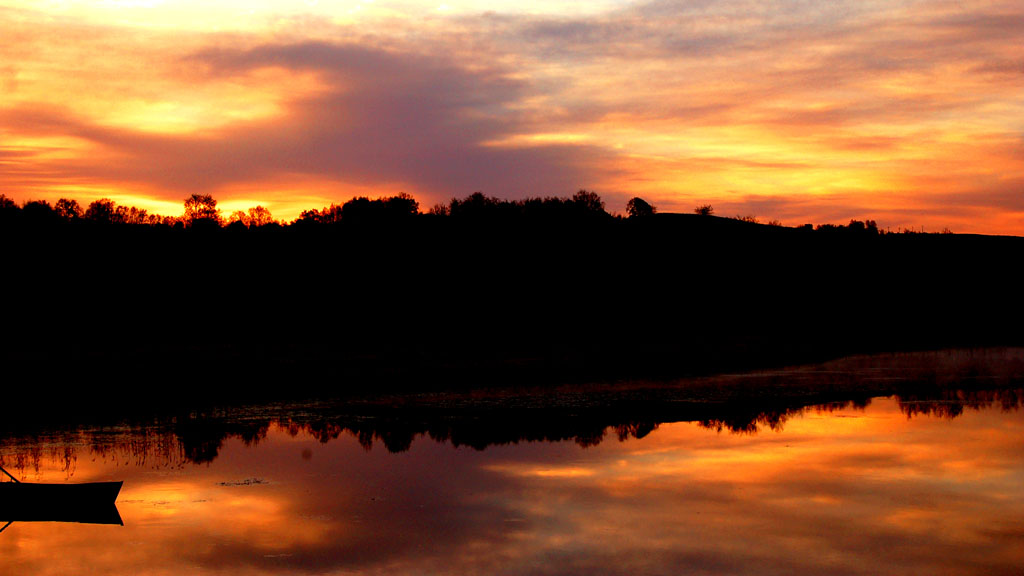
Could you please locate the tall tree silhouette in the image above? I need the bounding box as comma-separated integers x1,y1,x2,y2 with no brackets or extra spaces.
183,194,221,227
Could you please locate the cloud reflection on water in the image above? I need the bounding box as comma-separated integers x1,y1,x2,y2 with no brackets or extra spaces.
1,394,1023,575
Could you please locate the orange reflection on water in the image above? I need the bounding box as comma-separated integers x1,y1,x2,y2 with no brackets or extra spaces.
2,397,1023,575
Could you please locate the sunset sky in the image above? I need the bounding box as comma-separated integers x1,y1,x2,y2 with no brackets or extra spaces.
1,1,1022,232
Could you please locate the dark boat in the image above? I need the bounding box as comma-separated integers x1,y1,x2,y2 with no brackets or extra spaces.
1,468,123,527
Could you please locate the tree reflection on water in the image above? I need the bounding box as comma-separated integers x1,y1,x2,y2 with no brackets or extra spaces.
1,387,1020,478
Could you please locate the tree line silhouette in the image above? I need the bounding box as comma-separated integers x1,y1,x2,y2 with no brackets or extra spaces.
2,190,891,235
2,382,1020,466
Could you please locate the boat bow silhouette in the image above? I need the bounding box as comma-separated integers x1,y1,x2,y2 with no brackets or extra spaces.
1,466,123,528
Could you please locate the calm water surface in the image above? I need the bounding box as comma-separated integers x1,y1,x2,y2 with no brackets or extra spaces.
2,394,1023,575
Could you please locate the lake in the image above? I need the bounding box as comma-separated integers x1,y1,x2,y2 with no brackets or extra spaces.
2,354,1023,575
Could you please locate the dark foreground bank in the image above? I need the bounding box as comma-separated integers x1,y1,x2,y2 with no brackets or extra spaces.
4,213,1023,412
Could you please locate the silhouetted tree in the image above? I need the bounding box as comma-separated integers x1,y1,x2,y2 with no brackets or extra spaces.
334,194,421,223
340,196,374,221
520,196,569,221
247,206,274,227
55,198,82,221
319,204,344,224
226,216,248,232
228,206,275,227
228,210,248,226
0,195,18,224
449,192,499,218
844,220,879,235
115,205,151,225
183,194,221,227
571,189,606,214
694,204,714,216
383,192,419,218
626,197,656,218
293,208,323,226
0,194,17,212
85,198,118,223
18,200,63,226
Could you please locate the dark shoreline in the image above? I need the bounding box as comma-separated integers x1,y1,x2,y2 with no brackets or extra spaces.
5,211,1023,412
2,348,1022,461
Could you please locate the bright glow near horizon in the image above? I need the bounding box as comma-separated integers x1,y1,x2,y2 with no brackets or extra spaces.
2,0,1022,232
